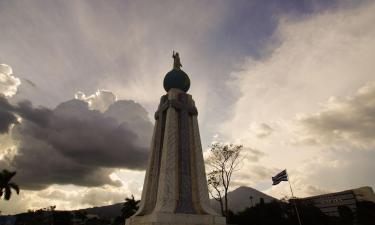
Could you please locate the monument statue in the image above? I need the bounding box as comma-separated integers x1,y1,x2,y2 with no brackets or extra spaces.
126,53,226,225
173,51,182,70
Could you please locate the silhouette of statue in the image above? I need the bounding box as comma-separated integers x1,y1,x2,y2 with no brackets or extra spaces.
172,51,182,70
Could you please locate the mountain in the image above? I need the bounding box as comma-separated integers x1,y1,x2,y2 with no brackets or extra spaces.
74,186,276,219
210,186,277,213
76,202,123,219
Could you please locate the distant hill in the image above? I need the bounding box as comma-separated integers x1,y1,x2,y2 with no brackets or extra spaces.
76,202,123,219
74,186,276,219
210,186,277,213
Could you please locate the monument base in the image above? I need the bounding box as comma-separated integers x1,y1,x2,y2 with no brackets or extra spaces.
126,213,226,225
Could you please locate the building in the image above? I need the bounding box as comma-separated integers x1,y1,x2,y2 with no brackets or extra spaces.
297,186,375,218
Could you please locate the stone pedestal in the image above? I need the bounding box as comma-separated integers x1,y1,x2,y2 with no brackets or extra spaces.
126,213,225,225
126,88,225,225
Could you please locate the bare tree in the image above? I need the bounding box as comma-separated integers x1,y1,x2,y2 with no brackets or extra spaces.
206,143,243,218
207,170,225,215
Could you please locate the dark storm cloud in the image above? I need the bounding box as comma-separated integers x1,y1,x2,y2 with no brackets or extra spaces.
0,140,120,190
0,96,17,133
0,96,152,189
0,109,17,133
45,99,150,168
0,95,51,126
0,95,50,133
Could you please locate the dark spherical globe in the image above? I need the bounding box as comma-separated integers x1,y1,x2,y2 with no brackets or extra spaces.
163,69,190,92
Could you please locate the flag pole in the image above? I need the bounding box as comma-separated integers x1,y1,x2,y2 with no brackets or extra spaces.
287,170,302,225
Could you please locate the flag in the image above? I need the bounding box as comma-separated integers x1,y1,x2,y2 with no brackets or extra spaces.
272,169,288,185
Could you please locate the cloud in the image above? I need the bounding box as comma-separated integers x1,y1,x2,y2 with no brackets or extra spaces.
0,64,21,97
0,95,54,134
304,185,329,196
219,1,375,199
37,189,68,200
221,1,375,142
244,147,267,162
75,90,116,112
0,92,153,190
263,147,375,199
254,123,274,138
0,105,17,133
79,186,125,206
247,165,279,181
0,0,324,149
0,184,135,214
297,83,375,148
0,134,14,154
231,165,279,188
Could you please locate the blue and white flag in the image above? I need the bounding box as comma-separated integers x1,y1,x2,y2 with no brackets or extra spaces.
272,169,288,185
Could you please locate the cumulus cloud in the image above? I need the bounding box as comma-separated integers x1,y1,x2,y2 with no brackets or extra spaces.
0,64,21,97
297,83,375,148
75,90,117,112
0,93,153,190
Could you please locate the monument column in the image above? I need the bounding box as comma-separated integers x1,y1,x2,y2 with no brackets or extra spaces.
126,52,226,225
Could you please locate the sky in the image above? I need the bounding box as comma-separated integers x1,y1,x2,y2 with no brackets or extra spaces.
0,0,375,214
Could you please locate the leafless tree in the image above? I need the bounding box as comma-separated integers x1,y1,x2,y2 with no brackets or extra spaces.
206,143,243,218
207,170,225,215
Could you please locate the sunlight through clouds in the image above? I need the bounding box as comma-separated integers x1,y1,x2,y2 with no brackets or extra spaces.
0,64,20,97
221,1,375,198
0,0,374,215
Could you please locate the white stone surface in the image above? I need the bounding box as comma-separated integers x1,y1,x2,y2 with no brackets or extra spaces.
154,105,179,213
126,213,226,225
191,115,219,216
135,120,159,216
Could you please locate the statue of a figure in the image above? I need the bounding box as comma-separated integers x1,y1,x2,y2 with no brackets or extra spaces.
172,51,182,70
